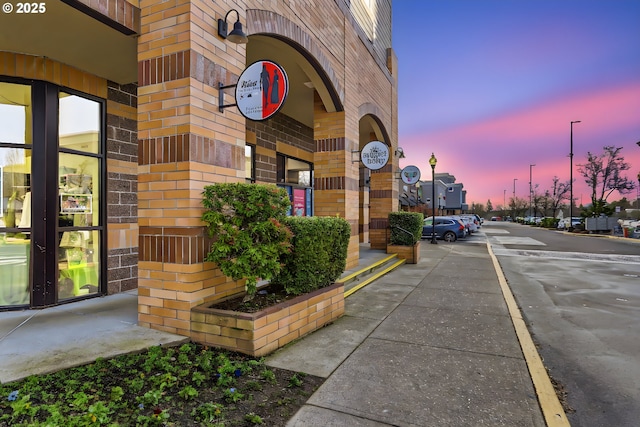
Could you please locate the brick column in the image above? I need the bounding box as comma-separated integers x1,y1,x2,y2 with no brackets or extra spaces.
369,164,396,249
136,0,247,335
313,95,360,269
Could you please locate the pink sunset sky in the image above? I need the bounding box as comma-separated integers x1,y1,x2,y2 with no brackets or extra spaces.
393,0,640,209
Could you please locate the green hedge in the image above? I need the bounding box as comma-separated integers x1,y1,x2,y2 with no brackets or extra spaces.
388,212,423,245
202,183,292,297
270,216,351,296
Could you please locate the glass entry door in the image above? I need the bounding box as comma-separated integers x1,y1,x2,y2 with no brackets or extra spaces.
0,80,105,309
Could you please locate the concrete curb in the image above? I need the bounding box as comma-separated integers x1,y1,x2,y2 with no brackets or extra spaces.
487,242,571,427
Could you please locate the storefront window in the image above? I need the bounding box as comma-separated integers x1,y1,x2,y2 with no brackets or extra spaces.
58,153,100,300
276,154,313,216
59,93,100,154
1,80,104,309
0,82,32,307
245,144,254,182
57,91,102,301
58,230,100,299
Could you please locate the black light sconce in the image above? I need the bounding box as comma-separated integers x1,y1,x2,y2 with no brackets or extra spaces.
218,9,248,44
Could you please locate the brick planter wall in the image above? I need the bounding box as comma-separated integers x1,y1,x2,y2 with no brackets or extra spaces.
386,242,421,264
191,282,344,357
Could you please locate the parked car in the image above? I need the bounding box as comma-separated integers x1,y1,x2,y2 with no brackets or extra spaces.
557,217,582,230
462,214,482,231
456,215,478,234
422,216,467,242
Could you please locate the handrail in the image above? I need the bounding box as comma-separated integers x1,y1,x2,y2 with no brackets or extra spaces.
390,224,418,245
389,224,419,262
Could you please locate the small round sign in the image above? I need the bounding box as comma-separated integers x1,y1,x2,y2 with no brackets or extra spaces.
401,165,421,185
361,141,390,170
236,60,289,121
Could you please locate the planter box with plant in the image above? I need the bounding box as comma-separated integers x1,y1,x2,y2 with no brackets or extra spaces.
387,211,423,264
196,183,350,356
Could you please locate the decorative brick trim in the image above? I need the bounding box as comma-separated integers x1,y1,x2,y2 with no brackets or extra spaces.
315,137,345,152
314,176,359,191
138,50,232,88
370,218,389,230
138,133,243,168
370,189,393,199
139,226,210,264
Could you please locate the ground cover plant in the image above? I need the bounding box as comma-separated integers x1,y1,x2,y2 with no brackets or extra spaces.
0,342,323,426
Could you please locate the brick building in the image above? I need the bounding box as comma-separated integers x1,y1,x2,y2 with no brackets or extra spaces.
0,0,399,338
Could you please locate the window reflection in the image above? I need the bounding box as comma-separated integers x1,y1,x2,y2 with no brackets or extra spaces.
59,93,100,154
58,230,99,299
0,81,32,308
59,153,98,227
0,82,30,144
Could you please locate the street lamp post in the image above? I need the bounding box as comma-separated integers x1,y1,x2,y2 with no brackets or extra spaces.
569,120,581,231
637,171,640,209
513,178,518,221
429,153,438,244
529,164,535,218
503,189,506,220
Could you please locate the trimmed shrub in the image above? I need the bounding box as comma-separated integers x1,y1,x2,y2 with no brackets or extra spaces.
202,183,292,297
541,217,559,228
388,212,423,245
271,216,351,296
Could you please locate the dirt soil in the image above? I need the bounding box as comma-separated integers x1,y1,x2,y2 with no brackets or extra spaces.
212,287,296,313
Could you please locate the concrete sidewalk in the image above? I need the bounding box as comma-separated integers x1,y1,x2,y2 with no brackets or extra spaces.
0,240,565,426
267,242,557,426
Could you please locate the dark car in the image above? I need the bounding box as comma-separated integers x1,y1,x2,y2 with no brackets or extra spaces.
422,216,467,242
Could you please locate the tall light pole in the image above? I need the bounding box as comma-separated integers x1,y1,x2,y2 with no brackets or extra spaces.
637,171,640,209
429,153,438,244
503,189,506,220
513,178,518,221
569,120,581,231
529,164,535,218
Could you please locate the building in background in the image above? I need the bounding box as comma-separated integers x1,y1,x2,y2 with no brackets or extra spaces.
416,173,468,216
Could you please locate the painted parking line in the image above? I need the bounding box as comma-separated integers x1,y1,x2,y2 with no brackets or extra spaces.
487,243,570,427
482,228,510,234
491,248,640,265
492,236,546,246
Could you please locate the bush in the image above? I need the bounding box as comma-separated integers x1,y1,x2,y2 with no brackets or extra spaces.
270,216,350,296
541,217,559,228
202,183,292,297
388,212,423,245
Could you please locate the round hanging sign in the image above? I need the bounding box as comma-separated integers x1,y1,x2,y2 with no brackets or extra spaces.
401,165,421,185
236,60,289,121
361,140,389,170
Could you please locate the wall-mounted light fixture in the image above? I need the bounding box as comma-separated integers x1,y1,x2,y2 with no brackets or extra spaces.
218,9,248,44
395,147,406,159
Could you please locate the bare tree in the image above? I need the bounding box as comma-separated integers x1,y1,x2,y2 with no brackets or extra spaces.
577,146,636,215
509,196,529,219
547,176,570,217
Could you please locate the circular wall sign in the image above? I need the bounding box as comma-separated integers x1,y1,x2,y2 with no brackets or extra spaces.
236,60,289,121
401,165,421,185
361,140,389,170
